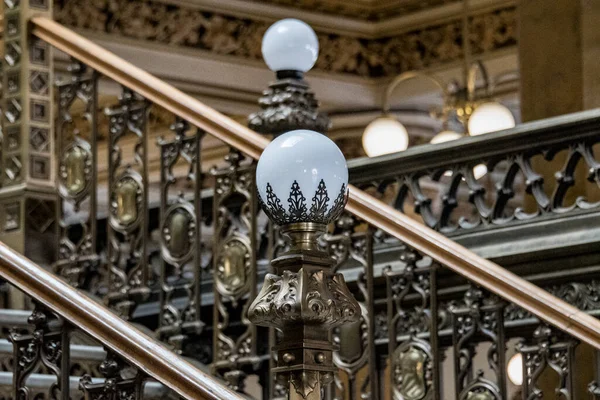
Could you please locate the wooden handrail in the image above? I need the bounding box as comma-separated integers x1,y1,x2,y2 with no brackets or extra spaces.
0,242,245,400
30,17,270,161
30,17,600,351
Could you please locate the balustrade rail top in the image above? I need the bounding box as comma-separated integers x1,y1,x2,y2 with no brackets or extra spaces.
0,242,245,400
30,17,270,161
348,108,600,182
29,17,600,351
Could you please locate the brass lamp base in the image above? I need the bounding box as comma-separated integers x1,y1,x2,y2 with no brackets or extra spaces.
248,222,360,399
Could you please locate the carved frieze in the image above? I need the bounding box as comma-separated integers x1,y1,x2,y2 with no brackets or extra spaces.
55,0,516,78
246,0,459,21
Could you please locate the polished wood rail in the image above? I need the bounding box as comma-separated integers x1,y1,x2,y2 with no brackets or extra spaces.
30,17,600,350
0,241,245,400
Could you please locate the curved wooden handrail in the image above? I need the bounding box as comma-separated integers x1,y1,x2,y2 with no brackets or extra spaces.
0,242,245,400
30,17,600,350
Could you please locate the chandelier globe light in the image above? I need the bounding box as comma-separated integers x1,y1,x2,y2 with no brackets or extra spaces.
468,101,516,136
261,18,319,73
256,129,349,226
362,116,409,157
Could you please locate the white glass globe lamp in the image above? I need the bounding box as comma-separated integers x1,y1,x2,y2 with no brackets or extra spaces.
507,353,523,386
256,129,348,226
468,102,516,136
261,18,319,73
362,117,409,157
430,130,463,144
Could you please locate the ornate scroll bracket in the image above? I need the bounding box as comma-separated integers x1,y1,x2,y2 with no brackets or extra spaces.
9,304,70,400
80,350,145,399
450,286,506,400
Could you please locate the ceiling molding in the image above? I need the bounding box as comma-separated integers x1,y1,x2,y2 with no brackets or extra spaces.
56,0,517,78
161,0,515,38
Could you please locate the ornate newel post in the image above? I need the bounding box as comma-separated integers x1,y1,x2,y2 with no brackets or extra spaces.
248,129,360,399
248,18,330,136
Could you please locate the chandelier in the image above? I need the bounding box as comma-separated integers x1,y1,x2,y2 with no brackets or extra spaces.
362,0,517,159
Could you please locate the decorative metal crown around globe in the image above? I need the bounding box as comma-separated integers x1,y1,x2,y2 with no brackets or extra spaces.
256,129,349,226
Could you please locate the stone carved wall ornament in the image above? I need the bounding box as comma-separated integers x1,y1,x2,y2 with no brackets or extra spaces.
55,0,516,78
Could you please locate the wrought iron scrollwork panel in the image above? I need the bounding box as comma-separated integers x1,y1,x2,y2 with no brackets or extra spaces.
325,214,378,400
9,305,70,400
384,248,440,400
519,325,577,400
54,59,101,292
450,286,506,400
105,87,151,318
157,118,204,353
211,149,259,392
359,138,600,233
79,350,145,400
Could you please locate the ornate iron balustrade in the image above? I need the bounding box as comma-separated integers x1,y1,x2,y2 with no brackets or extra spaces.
0,241,244,400
0,12,596,400
348,110,600,235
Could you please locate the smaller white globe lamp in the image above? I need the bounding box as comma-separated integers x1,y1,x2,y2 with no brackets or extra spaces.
507,353,523,386
468,102,516,136
362,117,409,157
261,18,319,73
430,130,463,144
256,129,348,226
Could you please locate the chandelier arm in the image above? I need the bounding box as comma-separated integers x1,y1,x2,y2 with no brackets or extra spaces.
383,71,447,114
467,60,491,102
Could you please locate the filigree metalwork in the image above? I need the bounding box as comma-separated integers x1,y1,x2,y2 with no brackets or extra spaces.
260,180,348,225
504,280,600,322
53,59,101,292
8,305,70,400
105,87,151,318
325,214,378,400
157,118,204,353
210,149,260,392
384,249,440,400
450,287,505,400
352,131,600,234
248,77,330,136
518,325,577,400
80,350,145,399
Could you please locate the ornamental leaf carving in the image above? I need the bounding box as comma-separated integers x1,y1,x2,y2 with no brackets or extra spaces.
248,269,360,330
55,0,517,78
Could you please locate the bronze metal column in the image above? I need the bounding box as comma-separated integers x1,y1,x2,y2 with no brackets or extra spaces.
250,222,360,398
